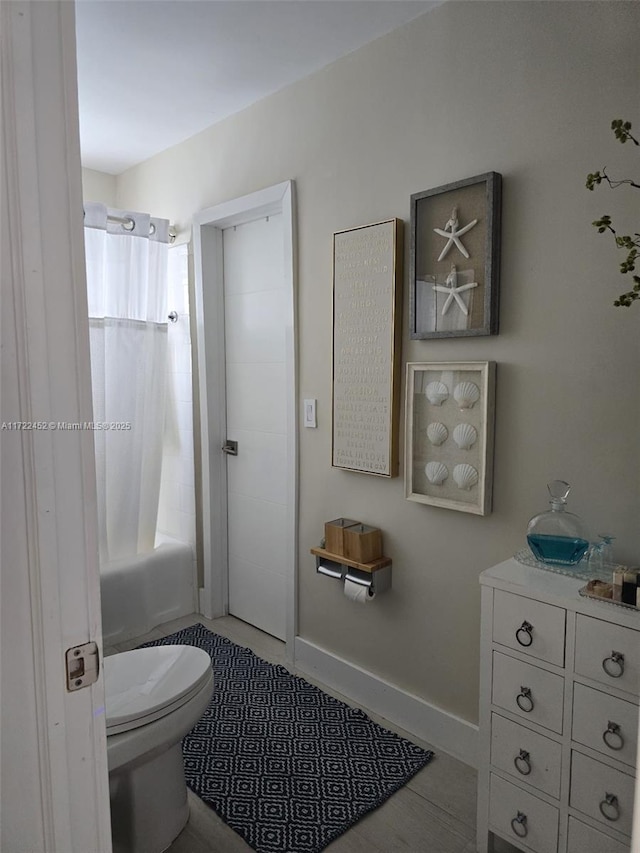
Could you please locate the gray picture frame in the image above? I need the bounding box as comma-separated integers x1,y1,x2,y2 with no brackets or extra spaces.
409,172,501,339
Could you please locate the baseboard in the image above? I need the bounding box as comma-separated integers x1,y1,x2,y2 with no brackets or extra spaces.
294,636,478,768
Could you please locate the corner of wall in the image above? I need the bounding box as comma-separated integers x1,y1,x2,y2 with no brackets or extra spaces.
81,167,117,207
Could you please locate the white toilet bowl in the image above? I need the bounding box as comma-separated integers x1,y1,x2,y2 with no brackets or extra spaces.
105,644,214,853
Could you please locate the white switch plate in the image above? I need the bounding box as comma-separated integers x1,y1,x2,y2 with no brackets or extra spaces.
303,398,317,428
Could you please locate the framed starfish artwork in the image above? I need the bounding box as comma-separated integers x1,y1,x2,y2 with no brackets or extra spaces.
409,172,501,339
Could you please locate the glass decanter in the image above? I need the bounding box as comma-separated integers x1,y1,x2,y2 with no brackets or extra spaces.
526,481,589,566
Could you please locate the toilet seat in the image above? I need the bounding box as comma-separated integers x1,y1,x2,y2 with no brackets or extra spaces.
105,645,212,735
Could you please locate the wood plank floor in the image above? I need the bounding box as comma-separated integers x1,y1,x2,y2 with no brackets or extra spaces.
105,615,518,853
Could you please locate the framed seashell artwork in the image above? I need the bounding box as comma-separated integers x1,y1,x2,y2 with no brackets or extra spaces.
409,172,501,340
405,361,496,515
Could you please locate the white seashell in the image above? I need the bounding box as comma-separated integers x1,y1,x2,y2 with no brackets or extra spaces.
425,461,449,485
453,463,478,490
453,423,477,450
425,381,449,406
453,381,480,409
427,422,448,446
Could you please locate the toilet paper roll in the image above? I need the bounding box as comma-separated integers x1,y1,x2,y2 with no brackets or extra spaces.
343,578,375,603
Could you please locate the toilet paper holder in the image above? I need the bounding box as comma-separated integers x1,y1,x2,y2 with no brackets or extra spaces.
345,564,391,596
316,557,345,580
312,547,392,596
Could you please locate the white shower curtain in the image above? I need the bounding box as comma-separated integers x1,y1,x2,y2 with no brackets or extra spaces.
84,203,170,563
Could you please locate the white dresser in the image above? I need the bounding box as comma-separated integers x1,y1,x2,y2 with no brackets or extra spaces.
477,558,639,853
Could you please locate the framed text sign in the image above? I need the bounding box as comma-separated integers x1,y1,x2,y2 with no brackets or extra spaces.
332,219,403,477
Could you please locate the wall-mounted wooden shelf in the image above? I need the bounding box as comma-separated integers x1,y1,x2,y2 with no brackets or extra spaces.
310,547,391,574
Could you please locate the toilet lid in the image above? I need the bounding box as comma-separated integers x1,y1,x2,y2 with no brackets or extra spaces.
105,645,212,733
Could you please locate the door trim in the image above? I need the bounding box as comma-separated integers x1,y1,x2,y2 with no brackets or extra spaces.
192,181,297,658
1,2,111,849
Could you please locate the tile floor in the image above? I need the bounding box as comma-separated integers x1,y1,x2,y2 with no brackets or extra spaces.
105,614,518,853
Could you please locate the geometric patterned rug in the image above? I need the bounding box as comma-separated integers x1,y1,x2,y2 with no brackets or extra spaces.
142,624,434,852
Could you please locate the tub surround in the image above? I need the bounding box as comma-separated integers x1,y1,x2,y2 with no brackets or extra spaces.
101,535,196,646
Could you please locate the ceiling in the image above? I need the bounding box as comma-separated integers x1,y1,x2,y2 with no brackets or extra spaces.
75,0,439,175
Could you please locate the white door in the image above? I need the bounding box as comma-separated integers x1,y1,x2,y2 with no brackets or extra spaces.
1,2,111,852
223,216,288,640
193,182,297,653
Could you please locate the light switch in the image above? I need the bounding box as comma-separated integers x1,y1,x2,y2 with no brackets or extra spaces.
303,398,317,428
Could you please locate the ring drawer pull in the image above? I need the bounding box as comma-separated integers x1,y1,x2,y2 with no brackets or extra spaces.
510,811,528,838
602,721,624,751
602,651,625,678
516,686,534,713
515,620,533,647
599,793,620,822
513,749,532,775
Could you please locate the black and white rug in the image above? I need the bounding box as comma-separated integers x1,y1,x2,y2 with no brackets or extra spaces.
143,624,434,853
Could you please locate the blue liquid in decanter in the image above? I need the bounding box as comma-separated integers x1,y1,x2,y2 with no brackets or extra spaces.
526,481,589,567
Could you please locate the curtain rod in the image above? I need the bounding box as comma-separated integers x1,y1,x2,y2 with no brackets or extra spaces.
106,213,176,242
107,213,138,231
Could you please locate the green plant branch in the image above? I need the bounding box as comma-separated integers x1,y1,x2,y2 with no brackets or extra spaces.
586,168,640,192
586,119,639,307
611,119,639,146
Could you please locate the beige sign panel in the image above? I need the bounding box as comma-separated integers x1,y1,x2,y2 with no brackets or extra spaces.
332,219,403,477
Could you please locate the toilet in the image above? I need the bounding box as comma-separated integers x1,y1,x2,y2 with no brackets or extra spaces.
105,644,214,853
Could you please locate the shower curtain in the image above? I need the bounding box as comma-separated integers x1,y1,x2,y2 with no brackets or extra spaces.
84,203,170,563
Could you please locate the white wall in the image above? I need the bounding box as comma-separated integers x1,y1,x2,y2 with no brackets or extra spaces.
82,167,117,207
115,1,640,724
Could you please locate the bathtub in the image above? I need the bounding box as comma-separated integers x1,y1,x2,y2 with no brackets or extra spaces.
101,534,197,646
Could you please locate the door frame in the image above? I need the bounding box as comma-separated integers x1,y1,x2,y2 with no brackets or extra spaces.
192,181,297,658
1,1,111,850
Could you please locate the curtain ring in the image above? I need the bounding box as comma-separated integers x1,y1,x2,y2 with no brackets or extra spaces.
168,311,179,324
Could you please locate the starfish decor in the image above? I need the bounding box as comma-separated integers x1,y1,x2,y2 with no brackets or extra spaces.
433,207,478,261
433,264,478,316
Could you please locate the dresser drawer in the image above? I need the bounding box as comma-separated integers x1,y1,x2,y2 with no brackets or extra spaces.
572,683,638,768
493,590,566,667
570,751,636,837
492,652,564,734
490,773,559,853
575,616,639,697
491,713,562,798
567,816,630,853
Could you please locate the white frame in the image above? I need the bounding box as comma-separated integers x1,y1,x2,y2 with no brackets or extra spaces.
1,1,111,849
192,181,298,659
405,361,496,515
